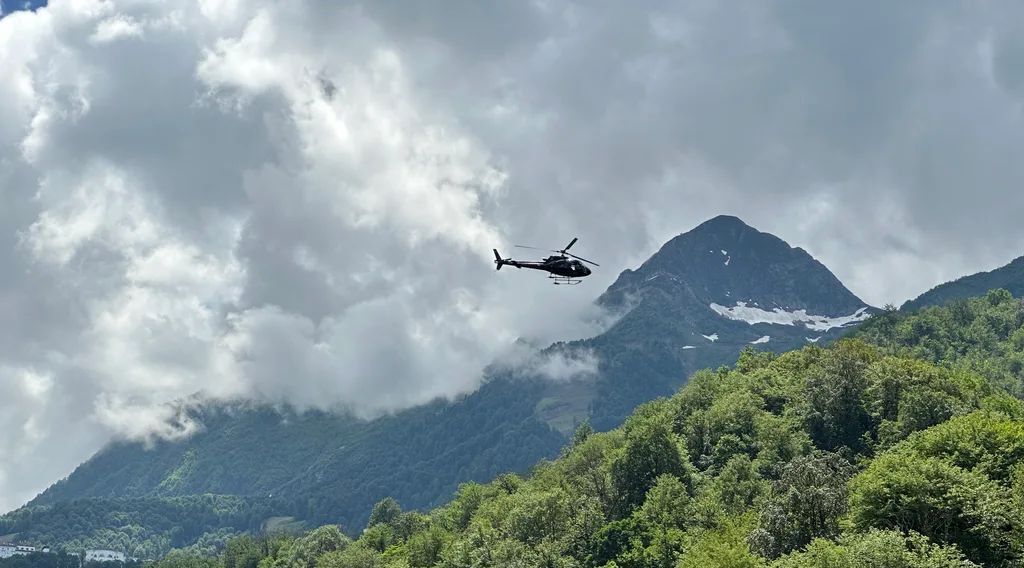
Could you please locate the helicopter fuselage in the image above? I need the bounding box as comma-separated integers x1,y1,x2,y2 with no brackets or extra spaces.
501,255,592,278
493,239,597,284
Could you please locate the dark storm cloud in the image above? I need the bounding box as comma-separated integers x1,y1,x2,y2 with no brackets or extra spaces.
2,0,1024,511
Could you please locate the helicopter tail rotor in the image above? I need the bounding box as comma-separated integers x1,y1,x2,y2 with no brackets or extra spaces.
493,249,506,270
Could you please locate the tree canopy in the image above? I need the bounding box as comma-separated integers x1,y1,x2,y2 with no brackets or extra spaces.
14,290,1024,567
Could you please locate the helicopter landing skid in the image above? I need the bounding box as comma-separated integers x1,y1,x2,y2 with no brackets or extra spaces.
550,275,582,285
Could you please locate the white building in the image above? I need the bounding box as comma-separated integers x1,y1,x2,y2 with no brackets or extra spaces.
85,550,126,563
0,544,37,558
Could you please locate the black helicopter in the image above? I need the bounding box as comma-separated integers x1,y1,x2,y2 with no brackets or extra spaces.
493,237,599,285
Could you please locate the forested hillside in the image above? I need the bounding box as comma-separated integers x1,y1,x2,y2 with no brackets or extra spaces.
902,256,1024,311
25,378,566,537
9,216,876,550
855,289,1024,396
131,291,1024,567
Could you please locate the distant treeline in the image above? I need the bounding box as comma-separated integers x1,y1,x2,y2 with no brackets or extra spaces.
0,553,142,568
0,495,292,560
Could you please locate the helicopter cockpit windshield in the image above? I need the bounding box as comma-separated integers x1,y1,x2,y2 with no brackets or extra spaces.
570,260,590,275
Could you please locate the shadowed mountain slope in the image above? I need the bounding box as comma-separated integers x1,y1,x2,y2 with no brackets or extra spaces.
10,216,877,551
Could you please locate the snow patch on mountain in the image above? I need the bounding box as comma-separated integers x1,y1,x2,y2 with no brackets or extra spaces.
750,336,770,344
701,333,719,342
643,273,682,285
682,345,696,350
709,302,871,332
806,336,822,343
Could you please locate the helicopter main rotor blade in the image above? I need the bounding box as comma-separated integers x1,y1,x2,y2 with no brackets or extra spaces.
564,237,578,251
566,252,599,266
514,245,552,251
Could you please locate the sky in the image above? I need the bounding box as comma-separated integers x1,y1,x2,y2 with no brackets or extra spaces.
2,0,1024,512
0,0,46,15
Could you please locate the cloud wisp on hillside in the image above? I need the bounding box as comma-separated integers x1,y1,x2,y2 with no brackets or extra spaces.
2,0,1024,511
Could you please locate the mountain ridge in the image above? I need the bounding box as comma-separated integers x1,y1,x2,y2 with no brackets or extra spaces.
902,255,1024,311
585,215,875,428
9,215,879,551
600,215,869,314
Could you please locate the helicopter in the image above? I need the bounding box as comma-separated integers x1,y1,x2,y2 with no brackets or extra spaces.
493,237,599,285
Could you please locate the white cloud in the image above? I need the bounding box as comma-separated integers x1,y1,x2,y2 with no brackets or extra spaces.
89,14,143,43
0,0,590,512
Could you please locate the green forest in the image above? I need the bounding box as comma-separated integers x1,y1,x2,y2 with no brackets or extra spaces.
6,290,1024,566
0,553,142,568
855,289,1024,397
95,289,1024,567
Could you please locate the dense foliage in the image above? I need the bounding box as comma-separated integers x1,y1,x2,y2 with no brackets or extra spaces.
0,554,143,568
143,328,1024,567
0,553,85,568
855,289,1024,396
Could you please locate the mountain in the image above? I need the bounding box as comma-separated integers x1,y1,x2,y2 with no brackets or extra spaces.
6,215,877,554
80,292,1024,568
587,214,875,428
25,379,567,538
902,255,1024,311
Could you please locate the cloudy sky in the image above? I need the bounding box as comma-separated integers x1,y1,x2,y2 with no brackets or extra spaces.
2,0,1024,512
